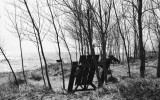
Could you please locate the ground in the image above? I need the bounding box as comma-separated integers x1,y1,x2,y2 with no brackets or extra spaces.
0,59,160,100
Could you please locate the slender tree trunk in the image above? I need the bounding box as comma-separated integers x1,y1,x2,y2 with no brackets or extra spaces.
86,40,90,55
87,7,102,87
58,46,65,90
37,44,46,87
46,0,65,89
34,28,46,87
38,35,52,89
157,41,160,77
118,45,121,60
77,33,81,56
80,26,84,55
75,40,78,61
148,20,156,55
132,1,138,61
113,0,131,77
98,0,109,84
137,0,145,77
78,0,83,55
18,37,27,84
89,39,102,87
134,32,138,61
61,32,73,64
0,47,19,87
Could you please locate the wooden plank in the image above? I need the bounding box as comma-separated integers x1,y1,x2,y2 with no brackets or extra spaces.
87,65,95,84
70,55,99,92
79,55,87,64
75,55,87,85
87,55,98,88
81,64,89,87
68,62,78,92
75,65,84,85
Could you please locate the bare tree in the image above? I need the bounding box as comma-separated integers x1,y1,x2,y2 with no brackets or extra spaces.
137,0,145,77
7,2,27,84
45,0,66,90
150,0,160,77
33,27,47,87
22,0,52,89
58,21,73,64
59,0,103,87
132,0,139,61
97,0,112,83
124,0,145,77
0,45,19,87
113,0,131,77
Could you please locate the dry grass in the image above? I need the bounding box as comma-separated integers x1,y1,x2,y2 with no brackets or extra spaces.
0,60,160,100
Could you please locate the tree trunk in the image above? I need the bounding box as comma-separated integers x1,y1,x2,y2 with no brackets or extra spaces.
37,45,46,87
56,38,65,90
132,2,138,61
39,37,52,89
137,0,145,78
113,0,131,77
87,7,102,87
157,41,160,77
46,0,65,89
18,37,27,84
0,47,19,87
34,29,46,87
61,31,73,64
75,40,78,61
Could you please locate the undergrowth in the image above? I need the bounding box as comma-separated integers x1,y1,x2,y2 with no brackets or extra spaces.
30,72,42,81
117,78,160,100
0,82,46,100
1,78,160,100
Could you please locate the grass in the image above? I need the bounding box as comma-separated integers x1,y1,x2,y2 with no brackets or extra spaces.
117,78,160,100
8,73,26,85
0,82,46,100
0,60,160,100
1,77,160,100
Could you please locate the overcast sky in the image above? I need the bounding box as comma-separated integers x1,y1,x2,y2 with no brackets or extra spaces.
0,0,69,54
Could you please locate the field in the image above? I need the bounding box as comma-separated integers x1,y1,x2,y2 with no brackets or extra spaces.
0,53,160,100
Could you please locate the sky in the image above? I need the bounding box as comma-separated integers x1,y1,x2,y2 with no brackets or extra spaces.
0,0,69,54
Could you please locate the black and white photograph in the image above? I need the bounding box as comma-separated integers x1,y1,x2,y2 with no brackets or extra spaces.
0,0,160,99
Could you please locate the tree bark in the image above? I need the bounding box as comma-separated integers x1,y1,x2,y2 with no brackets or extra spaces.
137,0,145,78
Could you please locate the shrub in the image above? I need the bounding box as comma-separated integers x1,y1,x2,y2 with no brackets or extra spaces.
48,63,55,68
16,78,26,85
108,76,118,83
30,72,42,81
8,73,26,86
